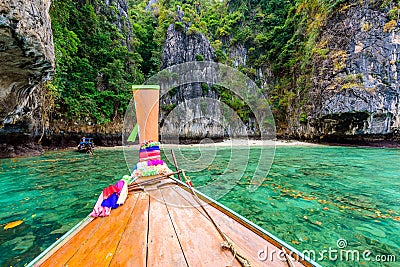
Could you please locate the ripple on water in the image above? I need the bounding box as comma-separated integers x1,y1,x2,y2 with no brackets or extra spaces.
355,223,387,238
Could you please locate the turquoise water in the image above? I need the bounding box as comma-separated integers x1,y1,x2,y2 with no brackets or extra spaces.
0,146,399,266
0,149,128,266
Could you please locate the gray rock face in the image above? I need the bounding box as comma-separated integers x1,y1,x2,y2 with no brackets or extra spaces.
160,23,226,141
159,22,275,142
161,23,215,69
0,0,54,156
159,23,260,141
302,0,400,141
229,43,248,68
160,95,250,142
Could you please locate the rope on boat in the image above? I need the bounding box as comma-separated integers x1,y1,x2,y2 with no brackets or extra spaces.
181,170,252,267
171,149,182,181
282,247,296,267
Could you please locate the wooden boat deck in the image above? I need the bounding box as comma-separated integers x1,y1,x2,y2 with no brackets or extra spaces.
32,178,314,267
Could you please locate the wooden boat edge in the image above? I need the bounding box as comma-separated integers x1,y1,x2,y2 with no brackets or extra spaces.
173,178,322,267
27,216,94,266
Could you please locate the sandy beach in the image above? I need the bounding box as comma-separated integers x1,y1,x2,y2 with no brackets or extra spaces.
60,139,324,153
92,139,322,151
160,139,322,148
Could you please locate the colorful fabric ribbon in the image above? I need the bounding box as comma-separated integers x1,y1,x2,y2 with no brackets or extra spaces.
139,146,160,152
139,150,160,159
90,178,130,217
140,140,160,150
101,193,119,209
147,159,164,166
102,185,119,199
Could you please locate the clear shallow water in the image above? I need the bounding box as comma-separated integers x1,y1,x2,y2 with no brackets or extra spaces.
0,149,128,266
0,146,399,266
191,146,400,266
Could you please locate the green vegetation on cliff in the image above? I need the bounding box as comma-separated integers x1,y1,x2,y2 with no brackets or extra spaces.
49,0,349,128
49,0,144,124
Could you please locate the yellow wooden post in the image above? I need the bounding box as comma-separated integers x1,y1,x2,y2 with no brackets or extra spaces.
132,85,160,144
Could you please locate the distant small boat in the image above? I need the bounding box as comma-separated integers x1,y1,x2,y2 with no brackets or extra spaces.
77,137,94,154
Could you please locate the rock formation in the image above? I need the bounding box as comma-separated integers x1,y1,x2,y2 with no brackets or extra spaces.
160,20,214,141
160,19,255,142
1,0,399,157
0,0,54,157
161,23,215,69
300,0,400,144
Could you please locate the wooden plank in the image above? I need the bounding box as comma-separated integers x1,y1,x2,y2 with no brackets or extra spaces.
153,183,194,208
160,186,242,267
64,193,139,266
109,192,149,267
166,186,264,267
39,217,104,266
173,186,304,267
147,189,188,267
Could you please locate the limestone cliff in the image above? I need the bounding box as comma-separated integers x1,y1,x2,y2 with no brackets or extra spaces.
0,0,54,157
2,0,400,157
159,1,400,144
160,21,217,141
298,0,400,144
159,20,258,141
